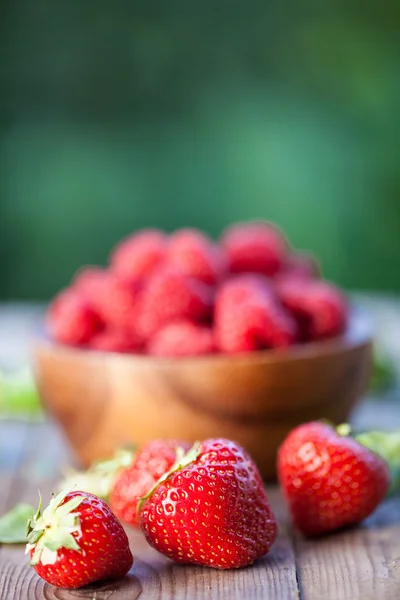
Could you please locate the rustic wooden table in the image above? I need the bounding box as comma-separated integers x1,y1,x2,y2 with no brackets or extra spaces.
0,302,399,599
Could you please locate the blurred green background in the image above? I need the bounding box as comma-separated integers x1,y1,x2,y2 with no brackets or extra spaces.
1,1,400,300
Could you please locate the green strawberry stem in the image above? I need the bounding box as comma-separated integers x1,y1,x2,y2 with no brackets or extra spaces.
137,442,202,515
26,490,85,566
58,447,135,500
336,423,352,437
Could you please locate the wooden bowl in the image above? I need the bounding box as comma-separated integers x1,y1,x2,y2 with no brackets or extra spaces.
32,310,372,480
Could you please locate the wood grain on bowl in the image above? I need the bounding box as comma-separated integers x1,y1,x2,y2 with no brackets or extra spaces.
32,310,372,480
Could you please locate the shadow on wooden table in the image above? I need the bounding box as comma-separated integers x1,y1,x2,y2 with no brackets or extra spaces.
43,574,142,599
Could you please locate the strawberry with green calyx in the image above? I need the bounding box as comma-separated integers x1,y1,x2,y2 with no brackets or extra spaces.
139,438,277,569
278,422,391,537
58,447,135,501
110,439,190,527
26,490,133,589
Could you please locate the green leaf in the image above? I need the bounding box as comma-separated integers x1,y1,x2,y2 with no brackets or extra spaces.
370,347,397,393
56,496,84,518
43,530,80,553
26,489,85,565
137,442,201,514
0,503,35,544
30,545,43,566
58,447,135,500
27,527,45,545
45,489,70,515
0,367,43,420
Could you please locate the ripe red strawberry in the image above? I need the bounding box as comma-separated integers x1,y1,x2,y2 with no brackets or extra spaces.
147,321,214,357
110,229,167,282
167,228,227,285
214,275,297,353
277,422,391,537
47,289,102,346
277,279,348,341
136,267,212,340
26,490,133,589
90,328,141,353
110,439,190,527
140,438,277,569
221,221,288,277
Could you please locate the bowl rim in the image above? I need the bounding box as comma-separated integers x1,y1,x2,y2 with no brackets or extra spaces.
33,306,373,368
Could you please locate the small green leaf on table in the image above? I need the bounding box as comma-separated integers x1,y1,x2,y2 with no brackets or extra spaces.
0,503,35,544
370,347,397,393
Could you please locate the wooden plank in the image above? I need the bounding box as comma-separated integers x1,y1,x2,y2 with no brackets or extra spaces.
0,422,30,509
0,421,70,600
294,489,400,600
291,397,400,600
0,422,300,600
1,406,400,600
0,293,398,600
1,419,399,600
0,422,31,597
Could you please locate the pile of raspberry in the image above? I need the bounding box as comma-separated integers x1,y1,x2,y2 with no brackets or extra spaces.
47,222,348,357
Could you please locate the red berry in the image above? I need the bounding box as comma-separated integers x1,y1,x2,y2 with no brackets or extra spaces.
167,228,227,285
277,253,320,281
47,289,102,346
110,229,167,282
140,439,277,568
136,267,212,340
110,439,190,527
88,272,141,335
214,275,297,353
72,267,109,302
221,222,287,277
90,328,141,353
277,280,348,341
73,269,142,344
148,321,214,357
277,422,391,536
27,490,133,589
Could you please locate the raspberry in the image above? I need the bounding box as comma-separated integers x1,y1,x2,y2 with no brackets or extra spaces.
277,279,348,341
278,252,320,281
214,275,297,353
90,328,141,353
47,289,102,346
86,271,140,334
110,229,167,282
136,267,212,340
72,266,109,302
147,321,214,357
221,221,288,277
167,228,227,285
73,268,143,340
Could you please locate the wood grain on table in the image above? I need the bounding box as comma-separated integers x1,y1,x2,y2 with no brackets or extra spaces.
0,403,399,600
0,302,400,599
